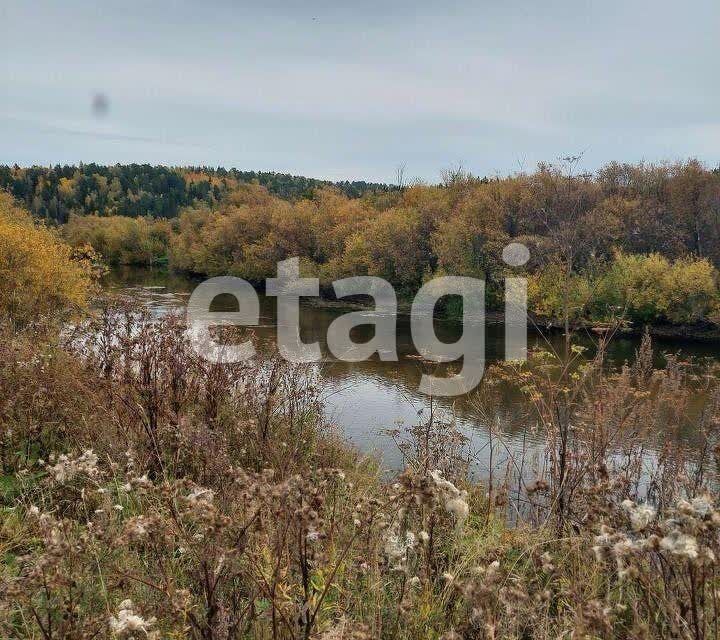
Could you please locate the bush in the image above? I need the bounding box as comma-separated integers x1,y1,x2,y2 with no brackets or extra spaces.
64,214,172,265
0,192,92,327
596,252,718,324
665,256,718,323
528,262,593,324
4,309,720,639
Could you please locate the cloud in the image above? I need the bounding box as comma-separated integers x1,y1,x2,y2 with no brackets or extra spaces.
0,114,201,148
1,0,718,179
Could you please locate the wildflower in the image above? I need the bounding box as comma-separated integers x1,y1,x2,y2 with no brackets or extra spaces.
184,486,216,519
445,496,469,523
597,524,614,540
80,449,99,469
418,530,430,544
622,500,656,531
660,532,699,559
187,487,214,504
384,530,416,563
540,551,555,573
632,505,656,531
702,548,717,564
28,505,40,516
132,473,152,489
612,538,636,559
429,470,470,525
108,599,157,638
640,534,661,552
113,504,124,511
125,516,150,540
690,495,713,518
47,449,99,483
306,528,322,543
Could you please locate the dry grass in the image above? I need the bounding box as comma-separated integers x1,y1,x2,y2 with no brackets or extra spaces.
2,305,720,639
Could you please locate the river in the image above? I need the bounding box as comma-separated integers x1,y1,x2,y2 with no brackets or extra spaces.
103,266,720,475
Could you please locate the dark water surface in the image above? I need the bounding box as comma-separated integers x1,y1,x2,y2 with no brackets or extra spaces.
103,267,720,474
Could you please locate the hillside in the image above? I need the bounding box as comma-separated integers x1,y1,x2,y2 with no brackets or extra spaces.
0,163,395,223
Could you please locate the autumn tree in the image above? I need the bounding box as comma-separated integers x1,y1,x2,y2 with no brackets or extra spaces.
0,192,93,327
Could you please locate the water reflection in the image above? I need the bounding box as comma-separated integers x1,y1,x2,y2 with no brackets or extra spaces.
103,266,720,473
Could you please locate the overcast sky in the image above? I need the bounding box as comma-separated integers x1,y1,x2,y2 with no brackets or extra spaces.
1,0,718,182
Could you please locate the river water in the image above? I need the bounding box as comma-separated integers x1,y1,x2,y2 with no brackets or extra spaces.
103,266,720,475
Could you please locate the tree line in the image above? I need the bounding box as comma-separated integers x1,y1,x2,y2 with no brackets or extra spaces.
0,163,395,223
10,158,720,327
164,159,720,325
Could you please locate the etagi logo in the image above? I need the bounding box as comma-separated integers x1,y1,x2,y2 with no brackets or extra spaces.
186,242,530,397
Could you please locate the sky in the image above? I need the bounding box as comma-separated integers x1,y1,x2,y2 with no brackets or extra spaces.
1,0,719,183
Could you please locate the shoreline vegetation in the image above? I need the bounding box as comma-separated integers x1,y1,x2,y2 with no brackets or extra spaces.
4,184,720,638
6,159,718,339
15,158,720,341
283,292,720,344
104,264,720,344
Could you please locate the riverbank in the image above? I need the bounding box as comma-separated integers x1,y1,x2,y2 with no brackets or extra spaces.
4,311,720,639
104,265,720,345
307,293,720,343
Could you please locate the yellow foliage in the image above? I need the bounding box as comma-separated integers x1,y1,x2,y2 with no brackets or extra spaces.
663,255,717,323
527,262,593,323
0,191,92,327
598,252,718,323
64,214,172,265
155,172,720,326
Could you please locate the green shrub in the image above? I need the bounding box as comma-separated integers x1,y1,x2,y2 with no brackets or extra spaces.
64,214,172,265
596,252,718,324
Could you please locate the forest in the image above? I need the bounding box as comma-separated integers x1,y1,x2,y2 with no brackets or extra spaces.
58,159,720,329
0,164,395,223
